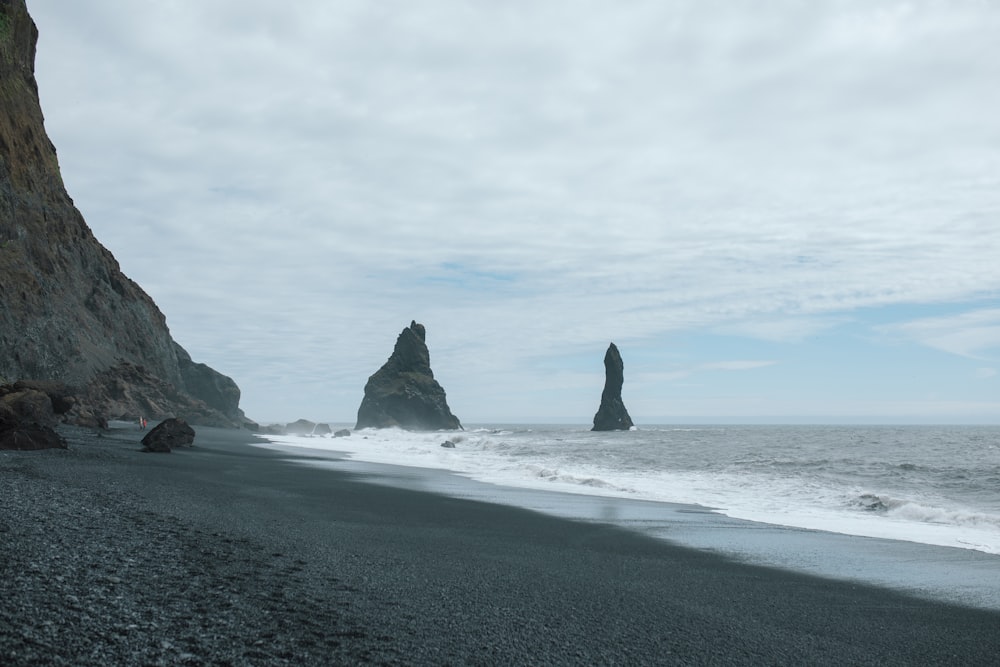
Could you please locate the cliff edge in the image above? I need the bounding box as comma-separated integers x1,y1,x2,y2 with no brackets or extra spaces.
0,1,249,428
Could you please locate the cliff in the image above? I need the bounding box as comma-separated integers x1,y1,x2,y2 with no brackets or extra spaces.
356,321,462,431
0,0,249,428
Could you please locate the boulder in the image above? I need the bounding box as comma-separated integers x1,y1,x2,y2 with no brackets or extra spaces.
72,409,108,430
141,417,195,453
334,429,351,438
0,390,67,449
286,419,317,435
592,343,635,431
313,423,332,435
0,416,67,450
355,321,462,431
0,387,55,426
12,380,75,414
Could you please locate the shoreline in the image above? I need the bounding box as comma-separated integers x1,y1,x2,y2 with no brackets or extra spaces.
3,425,1000,665
260,424,1000,559
257,438,1000,612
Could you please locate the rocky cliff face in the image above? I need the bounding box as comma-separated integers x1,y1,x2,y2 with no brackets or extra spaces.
356,321,462,431
0,0,249,428
592,343,634,431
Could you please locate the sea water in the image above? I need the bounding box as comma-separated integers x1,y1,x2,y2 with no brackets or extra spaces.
262,424,1000,556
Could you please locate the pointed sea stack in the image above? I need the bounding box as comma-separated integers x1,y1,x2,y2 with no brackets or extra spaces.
355,321,462,431
592,343,634,431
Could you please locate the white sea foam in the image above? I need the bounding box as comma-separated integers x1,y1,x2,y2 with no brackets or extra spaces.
259,424,1000,555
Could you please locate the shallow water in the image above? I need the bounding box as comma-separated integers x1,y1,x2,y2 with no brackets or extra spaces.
263,424,1000,555
254,438,1000,612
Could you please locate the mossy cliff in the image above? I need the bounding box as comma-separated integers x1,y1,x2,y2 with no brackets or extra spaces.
0,0,249,427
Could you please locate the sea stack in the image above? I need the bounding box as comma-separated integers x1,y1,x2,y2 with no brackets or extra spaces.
355,321,462,431
592,343,634,432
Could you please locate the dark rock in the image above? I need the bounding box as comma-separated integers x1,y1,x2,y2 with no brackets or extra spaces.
592,343,634,432
241,417,261,432
334,429,351,438
440,440,456,448
141,417,195,453
0,390,66,450
0,2,250,428
173,343,248,424
0,417,67,450
76,363,238,428
286,419,317,435
71,409,108,430
0,387,55,426
313,423,332,435
12,379,75,414
355,321,461,431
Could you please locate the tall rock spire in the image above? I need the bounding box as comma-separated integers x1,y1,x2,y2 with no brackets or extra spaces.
592,343,634,431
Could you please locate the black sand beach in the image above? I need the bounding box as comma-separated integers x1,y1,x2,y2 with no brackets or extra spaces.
3,426,1000,665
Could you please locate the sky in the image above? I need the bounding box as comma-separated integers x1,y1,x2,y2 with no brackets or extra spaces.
26,0,1000,424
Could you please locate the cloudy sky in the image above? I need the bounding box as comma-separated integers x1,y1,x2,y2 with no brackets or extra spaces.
28,0,1000,424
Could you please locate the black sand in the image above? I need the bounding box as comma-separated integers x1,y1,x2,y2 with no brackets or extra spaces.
3,425,1000,665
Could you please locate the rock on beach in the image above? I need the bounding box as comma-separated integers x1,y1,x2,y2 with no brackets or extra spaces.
141,418,195,452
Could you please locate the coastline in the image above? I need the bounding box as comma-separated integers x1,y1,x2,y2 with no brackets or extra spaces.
260,424,1000,558
260,441,1000,613
3,425,1000,665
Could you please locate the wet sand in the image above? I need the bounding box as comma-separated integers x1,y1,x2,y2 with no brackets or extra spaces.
3,424,1000,665
270,445,1000,612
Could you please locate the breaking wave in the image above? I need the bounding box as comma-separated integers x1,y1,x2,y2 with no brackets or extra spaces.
261,423,1000,554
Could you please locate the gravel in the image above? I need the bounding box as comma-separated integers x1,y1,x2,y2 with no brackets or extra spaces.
4,424,1000,666
1,427,385,665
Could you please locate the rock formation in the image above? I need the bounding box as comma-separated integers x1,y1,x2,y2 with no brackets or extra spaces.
355,321,461,431
0,380,67,449
286,419,317,435
173,343,245,424
141,417,195,453
78,363,243,429
0,1,250,428
592,343,634,431
0,414,65,450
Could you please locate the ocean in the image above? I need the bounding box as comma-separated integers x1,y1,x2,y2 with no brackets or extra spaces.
262,424,1000,556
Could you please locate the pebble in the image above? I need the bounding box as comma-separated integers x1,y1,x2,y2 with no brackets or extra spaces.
0,427,372,665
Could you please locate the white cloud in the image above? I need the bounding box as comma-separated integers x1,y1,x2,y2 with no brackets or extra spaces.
701,361,778,372
713,318,846,343
634,361,777,386
25,0,1000,421
885,309,1000,359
